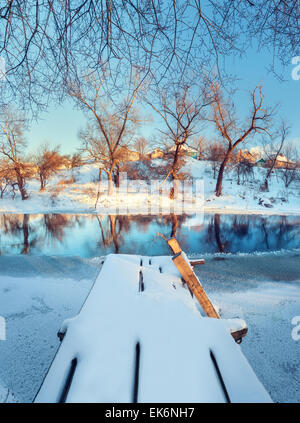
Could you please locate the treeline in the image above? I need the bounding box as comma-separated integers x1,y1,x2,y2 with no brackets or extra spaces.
0,94,300,202
0,119,83,199
0,2,298,201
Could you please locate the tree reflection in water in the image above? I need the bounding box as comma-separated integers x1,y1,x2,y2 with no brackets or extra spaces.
205,213,300,254
0,214,37,255
95,215,132,253
0,213,299,256
43,214,78,243
206,214,229,253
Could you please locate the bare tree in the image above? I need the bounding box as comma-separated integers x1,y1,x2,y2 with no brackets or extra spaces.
207,82,276,196
33,144,65,191
280,142,299,189
191,136,208,160
263,122,289,191
0,159,16,198
147,84,208,199
73,69,142,195
134,137,149,159
69,153,83,170
0,1,163,110
1,1,298,112
0,107,29,200
207,141,226,179
235,155,254,185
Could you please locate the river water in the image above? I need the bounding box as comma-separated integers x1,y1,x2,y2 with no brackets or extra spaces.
0,212,299,257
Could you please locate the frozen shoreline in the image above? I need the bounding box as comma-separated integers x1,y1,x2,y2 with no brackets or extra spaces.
0,252,299,403
0,158,299,216
0,204,300,216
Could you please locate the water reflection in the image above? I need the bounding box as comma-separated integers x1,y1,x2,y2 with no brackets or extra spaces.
0,213,299,257
0,214,37,255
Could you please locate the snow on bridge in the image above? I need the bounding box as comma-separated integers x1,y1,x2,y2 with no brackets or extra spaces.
34,253,272,403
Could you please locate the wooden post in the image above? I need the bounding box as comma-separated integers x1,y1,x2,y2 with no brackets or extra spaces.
167,238,205,266
172,252,219,319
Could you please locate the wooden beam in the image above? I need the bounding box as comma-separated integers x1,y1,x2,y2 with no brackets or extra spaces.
167,237,182,254
165,236,247,343
190,259,206,266
167,238,205,265
172,252,219,319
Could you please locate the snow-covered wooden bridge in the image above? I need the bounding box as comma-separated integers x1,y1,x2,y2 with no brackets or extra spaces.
34,247,272,403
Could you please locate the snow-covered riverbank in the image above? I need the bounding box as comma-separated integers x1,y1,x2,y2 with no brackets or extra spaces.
0,158,299,216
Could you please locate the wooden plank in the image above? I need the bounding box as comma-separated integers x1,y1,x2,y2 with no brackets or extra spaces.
167,239,247,343
167,238,205,266
172,252,220,319
167,237,182,254
190,259,206,266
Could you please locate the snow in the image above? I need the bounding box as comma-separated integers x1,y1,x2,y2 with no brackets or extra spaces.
0,258,98,402
183,158,300,215
0,251,298,403
34,254,271,403
213,283,300,403
0,158,299,215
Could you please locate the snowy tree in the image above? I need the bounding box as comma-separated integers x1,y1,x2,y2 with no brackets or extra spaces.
207,82,276,196
147,84,208,199
33,144,66,191
72,69,143,195
0,107,29,200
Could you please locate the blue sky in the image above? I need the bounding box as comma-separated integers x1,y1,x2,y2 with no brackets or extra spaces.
26,46,300,155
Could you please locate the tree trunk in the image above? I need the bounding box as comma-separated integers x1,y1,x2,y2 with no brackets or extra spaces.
107,160,116,196
237,165,240,185
215,149,232,197
263,161,277,192
95,168,102,209
170,179,180,200
170,213,178,238
263,178,269,191
40,174,45,191
213,162,217,179
15,166,28,200
170,144,181,200
114,163,120,188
